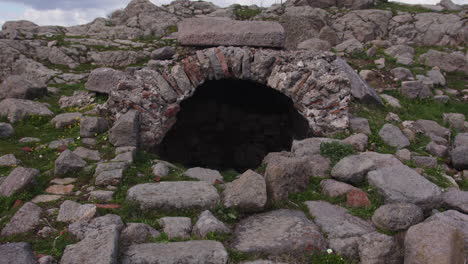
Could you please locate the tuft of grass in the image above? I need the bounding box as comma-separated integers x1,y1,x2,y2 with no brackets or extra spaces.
320,142,357,165
310,252,349,264
233,5,262,20
423,167,453,189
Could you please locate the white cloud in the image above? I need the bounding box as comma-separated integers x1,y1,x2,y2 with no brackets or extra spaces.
19,8,107,26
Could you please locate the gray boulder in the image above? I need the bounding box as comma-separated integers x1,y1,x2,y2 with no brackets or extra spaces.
332,58,382,105
359,152,403,169
80,116,109,138
73,147,101,161
68,214,124,240
60,226,119,264
152,163,169,177
57,200,97,223
0,167,39,197
0,242,37,264
425,142,447,157
378,124,410,149
0,98,53,123
297,38,331,52
159,217,192,239
85,68,129,94
371,203,424,231
443,113,465,132
349,117,371,135
126,182,219,210
400,81,432,99
405,221,465,264
427,68,446,86
231,209,326,255
193,210,230,238
1,202,42,237
95,169,124,186
151,46,175,60
0,75,47,100
88,190,114,202
223,169,267,211
343,133,368,152
414,119,451,139
54,150,87,176
51,113,82,129
183,167,223,183
367,165,442,209
0,154,20,166
358,232,403,264
419,50,467,73
384,45,414,65
331,155,375,184
109,110,139,147
335,39,364,54
121,241,228,264
120,223,160,247
320,179,359,198
178,18,285,48
0,122,14,138
442,188,468,213
452,146,468,170
390,67,413,81
454,133,468,148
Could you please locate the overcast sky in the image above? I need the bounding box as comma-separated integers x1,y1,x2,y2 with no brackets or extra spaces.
0,0,466,28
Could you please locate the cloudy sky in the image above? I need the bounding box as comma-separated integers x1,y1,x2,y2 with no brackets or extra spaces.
0,0,466,27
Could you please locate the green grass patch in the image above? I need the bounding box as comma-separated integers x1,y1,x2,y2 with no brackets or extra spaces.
310,252,349,264
233,5,262,20
320,142,357,165
423,166,453,188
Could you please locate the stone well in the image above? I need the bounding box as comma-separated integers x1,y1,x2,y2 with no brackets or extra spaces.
103,47,352,168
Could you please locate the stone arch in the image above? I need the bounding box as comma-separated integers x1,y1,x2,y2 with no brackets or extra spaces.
106,47,351,150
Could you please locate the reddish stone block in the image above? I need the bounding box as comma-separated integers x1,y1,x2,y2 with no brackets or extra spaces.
346,189,371,208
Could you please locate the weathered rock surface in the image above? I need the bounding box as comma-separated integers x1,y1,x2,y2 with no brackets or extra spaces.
178,18,285,48
126,182,220,210
1,202,42,237
0,242,37,264
68,214,124,240
0,122,14,138
159,217,192,239
57,200,97,223
331,155,375,184
95,169,124,186
414,119,451,139
358,232,403,264
419,49,467,73
54,149,87,176
405,220,465,264
80,116,109,137
183,167,223,183
371,203,424,231
231,209,326,255
121,241,228,264
378,124,410,149
368,165,442,209
0,98,53,122
223,169,267,211
442,188,468,213
51,112,82,129
0,167,39,197
73,147,101,161
109,110,139,147
0,75,47,100
452,146,468,170
321,179,359,198
120,223,160,247
0,154,20,166
85,68,130,94
193,210,230,238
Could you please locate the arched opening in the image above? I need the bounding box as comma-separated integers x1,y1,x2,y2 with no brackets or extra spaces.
157,79,310,171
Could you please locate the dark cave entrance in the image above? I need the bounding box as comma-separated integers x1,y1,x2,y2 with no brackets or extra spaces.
157,79,310,171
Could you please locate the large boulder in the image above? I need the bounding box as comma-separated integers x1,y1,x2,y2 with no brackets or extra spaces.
358,232,403,264
178,18,285,48
183,167,223,183
0,122,14,138
0,242,37,264
0,75,47,100
367,165,442,209
384,45,414,65
109,110,139,147
279,7,328,49
452,146,468,170
331,155,376,184
192,210,230,238
121,241,228,264
88,50,148,68
332,58,383,105
0,167,39,197
378,123,410,149
1,202,42,237
68,214,124,240
231,209,326,255
371,203,424,231
419,50,467,73
120,223,160,247
332,10,392,43
0,98,53,123
442,188,468,213
60,226,119,264
404,221,465,264
222,169,267,211
54,150,87,176
414,119,451,139
126,182,220,210
80,116,109,137
85,68,130,94
57,200,97,223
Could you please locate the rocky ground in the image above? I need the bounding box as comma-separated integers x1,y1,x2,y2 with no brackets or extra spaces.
0,0,467,263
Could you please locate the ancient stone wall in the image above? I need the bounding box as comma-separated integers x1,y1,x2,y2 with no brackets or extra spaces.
103,47,351,149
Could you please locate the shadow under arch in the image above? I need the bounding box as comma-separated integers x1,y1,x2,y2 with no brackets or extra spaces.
156,79,310,171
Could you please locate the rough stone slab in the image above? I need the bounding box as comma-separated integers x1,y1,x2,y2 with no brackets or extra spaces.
0,242,37,264
32,194,62,203
321,179,359,198
95,169,124,186
51,112,82,129
231,209,326,255
331,155,375,184
371,203,424,232
85,68,130,94
1,202,42,237
120,223,160,247
0,154,21,167
54,149,87,176
57,200,97,223
121,241,228,264
405,220,465,264
193,210,230,238
442,188,468,213
368,165,442,209
332,58,383,105
0,122,14,138
223,169,267,211
0,167,39,197
159,217,192,239
358,232,403,264
378,123,410,149
45,184,74,195
73,147,101,161
60,226,119,264
178,18,285,48
109,110,139,147
126,182,220,210
305,201,375,239
0,98,53,123
183,167,223,183
68,214,124,241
